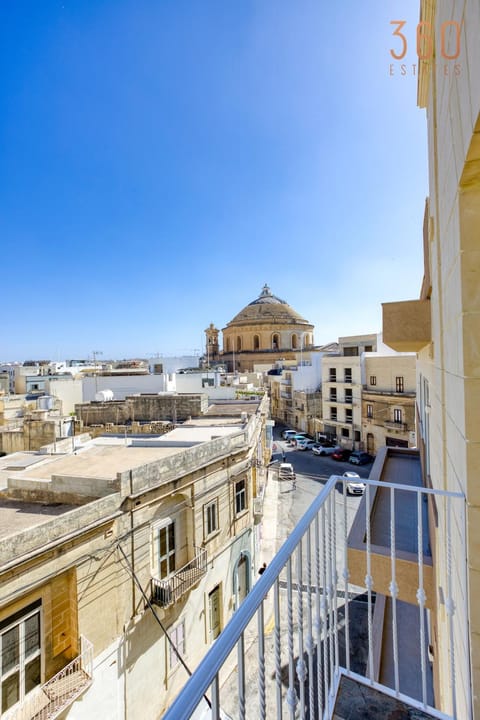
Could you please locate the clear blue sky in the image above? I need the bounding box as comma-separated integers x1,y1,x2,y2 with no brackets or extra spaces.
1,1,428,361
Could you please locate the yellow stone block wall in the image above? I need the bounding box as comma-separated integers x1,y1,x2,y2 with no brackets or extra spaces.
0,569,78,681
415,0,480,715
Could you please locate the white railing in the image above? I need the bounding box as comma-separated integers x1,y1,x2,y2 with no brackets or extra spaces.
4,635,93,720
151,546,208,607
163,477,467,720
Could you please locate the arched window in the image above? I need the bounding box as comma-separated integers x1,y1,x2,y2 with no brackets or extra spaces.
272,333,280,350
225,338,231,352
237,336,242,352
291,334,298,349
253,335,260,350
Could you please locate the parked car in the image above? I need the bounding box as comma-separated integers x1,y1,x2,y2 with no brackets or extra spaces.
297,438,316,451
278,462,295,480
288,433,307,446
349,451,373,466
312,444,337,456
342,471,366,495
282,429,297,440
316,434,335,445
332,448,352,461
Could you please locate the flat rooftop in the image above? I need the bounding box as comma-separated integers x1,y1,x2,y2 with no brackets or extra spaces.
0,423,244,486
0,498,76,540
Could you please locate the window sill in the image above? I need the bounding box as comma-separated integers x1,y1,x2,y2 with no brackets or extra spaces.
204,529,221,543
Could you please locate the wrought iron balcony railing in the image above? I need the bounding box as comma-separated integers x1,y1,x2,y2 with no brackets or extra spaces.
151,546,207,608
4,636,93,720
163,477,467,720
384,420,408,431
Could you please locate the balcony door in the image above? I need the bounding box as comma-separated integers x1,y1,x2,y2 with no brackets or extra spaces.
154,521,176,579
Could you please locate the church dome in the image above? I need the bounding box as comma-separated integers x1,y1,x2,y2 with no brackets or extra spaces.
225,284,310,328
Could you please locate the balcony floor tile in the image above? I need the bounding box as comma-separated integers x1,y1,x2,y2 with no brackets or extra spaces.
334,676,439,719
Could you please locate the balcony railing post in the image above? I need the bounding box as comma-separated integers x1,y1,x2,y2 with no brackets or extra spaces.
389,486,400,696
416,490,428,708
314,513,324,718
274,579,283,719
446,497,457,718
321,503,329,711
306,526,315,719
331,490,339,677
238,632,246,720
327,492,335,695
342,482,351,674
286,557,297,718
365,482,374,683
295,542,307,716
257,601,266,720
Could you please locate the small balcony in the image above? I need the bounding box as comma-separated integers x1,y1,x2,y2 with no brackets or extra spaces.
163,464,466,720
151,546,207,608
382,299,431,352
4,636,93,720
384,420,408,431
253,496,264,522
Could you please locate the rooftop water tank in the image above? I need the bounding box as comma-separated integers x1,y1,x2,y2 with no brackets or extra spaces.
38,395,54,410
95,389,114,402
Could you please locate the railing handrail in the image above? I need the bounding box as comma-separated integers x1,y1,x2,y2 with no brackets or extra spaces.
163,476,464,719
163,475,338,719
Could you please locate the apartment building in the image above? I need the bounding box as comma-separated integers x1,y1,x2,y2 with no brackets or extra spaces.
321,336,416,454
267,354,323,431
362,354,416,454
0,397,270,719
321,335,377,448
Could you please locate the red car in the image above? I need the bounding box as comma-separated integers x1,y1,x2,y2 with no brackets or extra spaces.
332,448,352,461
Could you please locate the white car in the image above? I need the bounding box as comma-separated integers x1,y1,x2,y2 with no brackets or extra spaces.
297,439,316,451
278,463,295,480
343,471,366,496
312,444,336,456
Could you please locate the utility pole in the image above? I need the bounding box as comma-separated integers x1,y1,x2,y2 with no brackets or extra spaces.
92,350,103,394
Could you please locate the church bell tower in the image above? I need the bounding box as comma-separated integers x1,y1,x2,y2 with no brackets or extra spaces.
204,323,220,365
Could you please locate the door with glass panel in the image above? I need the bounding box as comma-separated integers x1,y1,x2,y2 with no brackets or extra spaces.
1,606,41,714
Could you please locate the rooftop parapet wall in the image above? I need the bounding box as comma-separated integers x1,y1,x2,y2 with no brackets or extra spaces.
122,430,248,496
5,473,119,504
0,493,121,569
76,393,209,426
119,396,267,496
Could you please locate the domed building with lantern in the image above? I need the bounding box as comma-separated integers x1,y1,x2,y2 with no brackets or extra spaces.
204,284,315,372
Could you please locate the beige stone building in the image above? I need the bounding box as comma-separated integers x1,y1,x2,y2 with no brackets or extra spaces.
362,354,416,455
217,284,314,373
382,0,480,715
0,398,270,719
321,335,377,448
0,394,76,454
